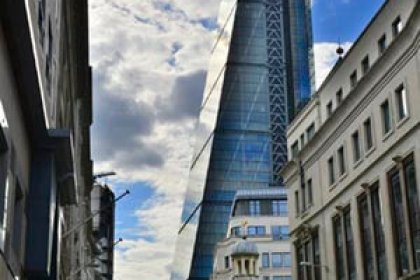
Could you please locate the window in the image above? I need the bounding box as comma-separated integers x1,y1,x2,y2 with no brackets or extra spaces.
224,256,230,269
326,101,333,118
352,131,361,163
350,70,358,89
300,134,305,148
249,200,261,216
392,16,403,38
295,191,300,216
378,34,387,55
333,216,345,280
358,184,388,279
248,226,265,236
338,146,346,176
272,253,291,268
363,118,373,150
291,141,299,158
302,181,307,211
371,185,388,279
263,277,270,280
273,277,292,280
359,195,375,280
272,200,287,216
307,179,313,206
272,226,289,240
306,123,315,141
395,84,408,121
296,231,321,280
336,88,343,105
344,208,356,279
388,169,409,276
231,226,241,237
362,55,370,75
262,253,270,268
381,100,392,134
404,156,420,269
328,156,335,185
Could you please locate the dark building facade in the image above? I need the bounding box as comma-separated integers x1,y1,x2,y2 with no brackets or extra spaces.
171,0,314,279
91,184,116,280
0,0,93,279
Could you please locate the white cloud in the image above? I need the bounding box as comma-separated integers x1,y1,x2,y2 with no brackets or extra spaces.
313,42,352,89
89,0,221,279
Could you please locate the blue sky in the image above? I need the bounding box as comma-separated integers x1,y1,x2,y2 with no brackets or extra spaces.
89,0,385,278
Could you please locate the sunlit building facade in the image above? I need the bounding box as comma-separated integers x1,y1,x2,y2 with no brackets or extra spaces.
171,0,314,279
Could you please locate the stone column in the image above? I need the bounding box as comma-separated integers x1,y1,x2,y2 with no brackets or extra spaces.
241,258,246,275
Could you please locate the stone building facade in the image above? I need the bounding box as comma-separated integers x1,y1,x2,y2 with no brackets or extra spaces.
281,0,420,279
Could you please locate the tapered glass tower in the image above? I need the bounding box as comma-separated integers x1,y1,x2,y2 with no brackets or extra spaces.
171,0,313,279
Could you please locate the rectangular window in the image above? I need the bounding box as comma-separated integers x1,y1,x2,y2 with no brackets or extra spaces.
272,253,282,267
272,200,287,216
395,84,408,121
350,70,358,89
326,101,333,118
272,226,289,240
231,226,241,237
344,207,356,280
359,194,375,279
262,252,270,268
302,181,307,211
333,216,345,280
292,141,299,158
362,55,370,75
336,88,343,105
328,156,335,185
248,226,265,236
307,123,315,141
392,16,403,38
249,200,261,216
404,156,420,269
352,131,361,162
224,256,230,269
300,134,305,149
263,277,270,280
295,191,300,216
371,185,388,279
307,179,313,206
378,34,387,55
313,233,321,280
381,100,392,134
364,118,373,150
388,169,409,276
338,146,346,176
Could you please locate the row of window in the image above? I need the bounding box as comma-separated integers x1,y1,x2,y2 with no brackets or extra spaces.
327,82,409,187
262,252,292,268
230,225,289,240
234,199,288,217
325,15,403,120
332,154,419,279
291,122,315,158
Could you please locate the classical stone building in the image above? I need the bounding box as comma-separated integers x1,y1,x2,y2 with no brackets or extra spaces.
0,0,93,279
211,189,292,280
281,0,420,279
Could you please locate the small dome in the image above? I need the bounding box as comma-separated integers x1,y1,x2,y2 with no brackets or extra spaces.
231,239,258,257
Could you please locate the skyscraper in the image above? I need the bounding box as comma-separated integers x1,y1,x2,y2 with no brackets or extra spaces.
171,0,313,279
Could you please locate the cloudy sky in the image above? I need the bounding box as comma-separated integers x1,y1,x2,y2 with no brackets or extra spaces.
88,0,384,279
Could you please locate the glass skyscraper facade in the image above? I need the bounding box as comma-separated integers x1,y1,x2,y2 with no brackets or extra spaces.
171,0,313,279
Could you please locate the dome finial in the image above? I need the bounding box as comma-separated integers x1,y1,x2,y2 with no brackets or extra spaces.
336,37,344,58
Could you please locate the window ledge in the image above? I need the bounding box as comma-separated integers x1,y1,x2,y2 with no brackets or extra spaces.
365,146,376,158
338,172,348,183
352,158,363,170
396,115,410,129
329,182,338,192
382,128,394,142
